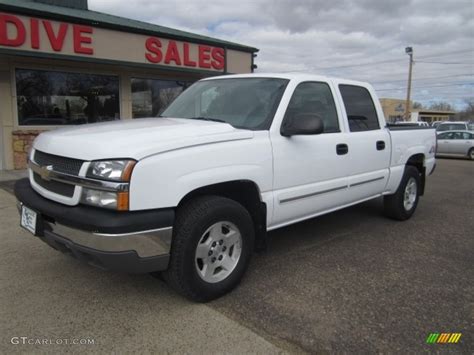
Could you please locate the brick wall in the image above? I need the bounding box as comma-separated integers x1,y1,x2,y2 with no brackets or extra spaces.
12,131,40,169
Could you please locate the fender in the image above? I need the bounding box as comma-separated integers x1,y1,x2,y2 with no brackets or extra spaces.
129,131,273,211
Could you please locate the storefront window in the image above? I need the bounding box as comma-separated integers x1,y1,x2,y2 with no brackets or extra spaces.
131,78,192,118
16,69,120,126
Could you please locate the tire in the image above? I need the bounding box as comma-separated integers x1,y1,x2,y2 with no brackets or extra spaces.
384,166,421,221
163,195,254,302
468,148,474,160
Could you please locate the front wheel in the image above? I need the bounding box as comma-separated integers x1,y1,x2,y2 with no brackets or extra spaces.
384,166,421,221
163,196,254,302
468,148,474,160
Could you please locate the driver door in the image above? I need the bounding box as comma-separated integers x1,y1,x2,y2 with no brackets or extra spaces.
270,81,349,228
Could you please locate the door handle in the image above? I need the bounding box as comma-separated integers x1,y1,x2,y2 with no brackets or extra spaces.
336,144,349,155
376,140,386,150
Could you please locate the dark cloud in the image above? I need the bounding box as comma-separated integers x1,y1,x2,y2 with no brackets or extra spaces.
90,0,474,108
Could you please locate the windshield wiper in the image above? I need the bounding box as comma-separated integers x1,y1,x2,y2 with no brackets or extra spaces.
189,116,227,124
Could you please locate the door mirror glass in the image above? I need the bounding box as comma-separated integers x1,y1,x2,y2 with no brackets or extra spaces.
281,113,324,136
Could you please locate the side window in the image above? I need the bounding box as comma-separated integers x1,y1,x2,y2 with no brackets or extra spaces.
283,82,340,133
462,132,473,140
438,132,449,139
339,85,380,132
445,132,455,139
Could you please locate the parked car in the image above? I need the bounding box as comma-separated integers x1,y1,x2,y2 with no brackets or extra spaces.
431,121,443,128
14,73,437,301
436,121,470,132
436,130,474,160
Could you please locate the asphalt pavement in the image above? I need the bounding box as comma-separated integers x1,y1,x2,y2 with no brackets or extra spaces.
0,158,472,353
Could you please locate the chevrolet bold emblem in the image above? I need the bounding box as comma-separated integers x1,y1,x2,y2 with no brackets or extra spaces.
40,165,54,181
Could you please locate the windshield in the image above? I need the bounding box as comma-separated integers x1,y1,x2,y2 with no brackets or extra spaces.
160,78,289,130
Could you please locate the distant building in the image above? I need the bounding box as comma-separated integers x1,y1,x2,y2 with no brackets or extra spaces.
379,98,456,123
379,98,410,122
410,110,456,124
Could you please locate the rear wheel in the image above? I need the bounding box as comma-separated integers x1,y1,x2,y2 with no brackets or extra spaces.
163,196,254,302
384,166,421,221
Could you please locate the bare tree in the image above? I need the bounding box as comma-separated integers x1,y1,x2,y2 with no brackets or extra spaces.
412,101,423,109
457,99,474,121
429,101,454,111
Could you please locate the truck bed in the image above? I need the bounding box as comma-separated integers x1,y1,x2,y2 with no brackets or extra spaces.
387,124,435,131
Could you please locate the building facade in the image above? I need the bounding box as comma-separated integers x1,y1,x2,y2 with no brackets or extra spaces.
409,110,456,124
0,0,258,169
379,98,411,123
379,98,455,123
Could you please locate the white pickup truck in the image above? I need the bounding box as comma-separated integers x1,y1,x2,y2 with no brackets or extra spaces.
15,73,436,301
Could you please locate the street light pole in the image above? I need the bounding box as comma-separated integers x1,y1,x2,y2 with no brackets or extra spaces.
405,47,413,121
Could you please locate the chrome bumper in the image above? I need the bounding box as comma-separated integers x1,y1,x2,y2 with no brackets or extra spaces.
44,221,172,258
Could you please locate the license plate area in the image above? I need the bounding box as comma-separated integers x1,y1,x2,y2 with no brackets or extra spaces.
21,205,38,235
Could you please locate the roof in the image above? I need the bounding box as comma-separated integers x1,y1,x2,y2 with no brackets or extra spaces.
0,0,258,53
202,72,373,86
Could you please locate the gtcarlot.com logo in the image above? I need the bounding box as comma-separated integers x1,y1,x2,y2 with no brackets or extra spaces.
426,333,462,344
11,337,95,345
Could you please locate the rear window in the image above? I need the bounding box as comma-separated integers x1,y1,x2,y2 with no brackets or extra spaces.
339,85,380,132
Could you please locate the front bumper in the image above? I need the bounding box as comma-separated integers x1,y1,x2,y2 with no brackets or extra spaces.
14,178,174,273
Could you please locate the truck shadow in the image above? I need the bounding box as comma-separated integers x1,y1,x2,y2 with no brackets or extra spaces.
264,197,385,256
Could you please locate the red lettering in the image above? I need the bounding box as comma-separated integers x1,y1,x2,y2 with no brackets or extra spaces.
183,42,196,67
164,40,181,65
73,25,93,54
145,37,162,63
43,20,68,51
211,47,225,70
30,18,39,49
0,14,26,47
198,45,211,69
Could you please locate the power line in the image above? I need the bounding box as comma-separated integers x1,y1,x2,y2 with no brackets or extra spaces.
316,49,474,70
314,58,403,70
416,61,473,65
278,48,474,72
370,73,474,84
375,83,474,91
417,49,474,59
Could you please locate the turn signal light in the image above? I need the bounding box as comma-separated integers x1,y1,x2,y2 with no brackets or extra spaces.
117,192,129,211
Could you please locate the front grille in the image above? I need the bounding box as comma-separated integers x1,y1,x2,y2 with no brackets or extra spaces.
34,150,84,176
33,173,75,197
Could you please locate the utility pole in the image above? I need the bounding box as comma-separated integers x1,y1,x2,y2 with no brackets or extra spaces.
405,47,413,121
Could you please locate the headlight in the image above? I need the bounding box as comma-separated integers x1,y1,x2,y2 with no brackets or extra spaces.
86,160,136,182
82,159,135,211
81,188,129,211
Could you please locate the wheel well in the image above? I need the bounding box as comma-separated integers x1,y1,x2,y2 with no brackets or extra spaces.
406,154,426,195
178,181,267,251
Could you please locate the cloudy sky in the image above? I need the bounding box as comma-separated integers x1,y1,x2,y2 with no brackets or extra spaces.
90,0,473,110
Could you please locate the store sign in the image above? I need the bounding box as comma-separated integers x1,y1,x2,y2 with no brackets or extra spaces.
0,12,226,71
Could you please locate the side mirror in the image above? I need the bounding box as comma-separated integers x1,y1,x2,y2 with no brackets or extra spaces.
281,114,324,137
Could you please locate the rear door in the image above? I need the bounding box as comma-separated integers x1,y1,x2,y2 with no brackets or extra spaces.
335,83,391,202
437,132,455,154
452,132,473,155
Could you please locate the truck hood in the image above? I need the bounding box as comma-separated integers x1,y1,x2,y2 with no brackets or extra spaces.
33,117,254,161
